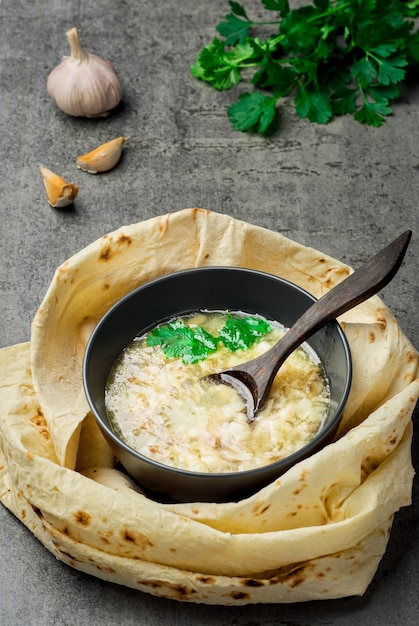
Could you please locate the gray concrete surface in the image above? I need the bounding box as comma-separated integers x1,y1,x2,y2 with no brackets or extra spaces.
1,1,418,624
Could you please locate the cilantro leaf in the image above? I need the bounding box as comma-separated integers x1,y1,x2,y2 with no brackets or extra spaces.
295,84,333,124
146,313,273,363
219,314,273,351
228,91,278,132
191,39,243,90
228,40,259,63
280,11,321,52
372,53,408,85
229,1,249,19
354,82,394,127
351,56,378,86
252,60,298,95
331,86,357,116
191,39,262,90
354,99,393,127
216,14,251,45
370,43,398,58
262,0,290,15
146,321,194,355
181,327,220,364
368,84,401,102
146,320,218,364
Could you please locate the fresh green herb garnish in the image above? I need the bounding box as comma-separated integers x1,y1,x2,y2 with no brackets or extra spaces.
191,0,419,134
218,313,273,351
146,320,219,364
146,313,273,363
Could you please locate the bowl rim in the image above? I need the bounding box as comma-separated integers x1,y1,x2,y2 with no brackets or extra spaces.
83,265,352,480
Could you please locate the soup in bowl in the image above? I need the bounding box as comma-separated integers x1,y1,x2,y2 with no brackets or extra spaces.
83,267,352,503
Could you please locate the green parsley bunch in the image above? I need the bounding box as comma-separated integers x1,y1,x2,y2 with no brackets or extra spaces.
191,0,419,133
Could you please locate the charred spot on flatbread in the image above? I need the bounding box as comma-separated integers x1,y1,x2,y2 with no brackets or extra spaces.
73,510,92,526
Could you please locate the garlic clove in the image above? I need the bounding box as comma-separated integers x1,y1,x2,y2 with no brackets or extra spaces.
76,136,128,174
47,27,122,118
39,165,78,208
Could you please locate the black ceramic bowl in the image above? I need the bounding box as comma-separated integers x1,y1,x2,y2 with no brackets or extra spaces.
83,267,352,503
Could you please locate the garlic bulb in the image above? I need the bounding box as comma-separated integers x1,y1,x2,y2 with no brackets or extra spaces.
47,27,122,117
76,136,128,174
39,165,78,208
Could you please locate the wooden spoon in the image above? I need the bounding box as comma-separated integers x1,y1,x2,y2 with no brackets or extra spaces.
208,230,412,421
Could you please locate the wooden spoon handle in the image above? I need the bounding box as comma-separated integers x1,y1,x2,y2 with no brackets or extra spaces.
233,230,412,408
278,229,412,357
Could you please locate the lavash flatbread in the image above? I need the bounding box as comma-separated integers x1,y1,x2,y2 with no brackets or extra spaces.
0,208,418,604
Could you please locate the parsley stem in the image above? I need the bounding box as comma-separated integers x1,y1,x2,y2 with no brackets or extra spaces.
231,61,265,69
267,34,285,49
306,1,352,24
248,21,280,26
357,81,368,106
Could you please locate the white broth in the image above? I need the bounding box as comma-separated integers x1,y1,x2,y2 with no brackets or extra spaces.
105,311,330,473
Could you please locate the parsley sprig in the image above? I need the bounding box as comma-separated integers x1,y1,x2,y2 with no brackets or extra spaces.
191,0,419,133
146,314,273,364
